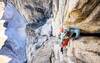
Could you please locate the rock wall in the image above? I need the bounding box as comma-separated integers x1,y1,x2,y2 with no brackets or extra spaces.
0,2,11,63
52,0,100,63
4,0,53,63
1,0,100,63
0,1,27,63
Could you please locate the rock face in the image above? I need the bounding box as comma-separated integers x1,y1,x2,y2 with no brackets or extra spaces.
52,0,100,63
0,1,27,63
2,0,52,63
0,2,11,63
10,0,52,24
1,0,100,63
0,20,7,49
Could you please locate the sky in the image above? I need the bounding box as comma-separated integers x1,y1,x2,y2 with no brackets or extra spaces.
0,2,11,63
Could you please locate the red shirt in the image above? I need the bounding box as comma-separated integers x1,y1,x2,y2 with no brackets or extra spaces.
61,38,69,48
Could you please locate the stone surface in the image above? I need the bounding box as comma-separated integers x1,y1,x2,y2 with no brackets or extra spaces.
0,0,100,63
52,0,100,63
0,2,11,63
0,20,7,49
0,55,11,63
0,2,27,63
0,2,6,49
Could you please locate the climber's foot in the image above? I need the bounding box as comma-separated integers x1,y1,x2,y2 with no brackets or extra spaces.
61,47,63,54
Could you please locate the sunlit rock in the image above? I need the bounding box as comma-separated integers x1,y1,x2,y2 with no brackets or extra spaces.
0,55,11,63
0,20,7,49
2,0,100,63
0,2,5,19
0,2,27,63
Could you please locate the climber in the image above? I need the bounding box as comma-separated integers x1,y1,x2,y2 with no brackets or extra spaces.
60,37,70,54
60,27,100,54
60,31,71,54
59,28,80,54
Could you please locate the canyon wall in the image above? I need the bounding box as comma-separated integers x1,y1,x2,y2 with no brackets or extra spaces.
0,0,100,63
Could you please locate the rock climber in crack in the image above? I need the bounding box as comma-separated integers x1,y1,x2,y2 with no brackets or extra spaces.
59,27,80,54
59,27,100,54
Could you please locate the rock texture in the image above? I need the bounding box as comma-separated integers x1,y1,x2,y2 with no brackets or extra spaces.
0,20,7,49
1,0,100,63
0,1,27,63
0,2,11,63
0,55,11,63
52,0,100,63
10,0,52,24
2,0,52,63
